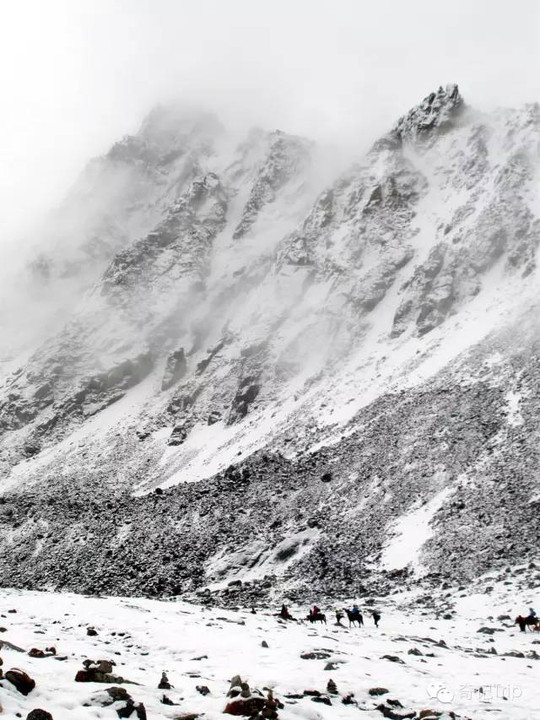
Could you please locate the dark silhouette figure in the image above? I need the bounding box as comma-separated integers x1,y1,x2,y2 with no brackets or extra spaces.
372,610,381,628
279,604,293,620
158,671,172,689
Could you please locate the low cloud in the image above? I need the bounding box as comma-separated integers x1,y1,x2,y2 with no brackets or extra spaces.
0,0,537,242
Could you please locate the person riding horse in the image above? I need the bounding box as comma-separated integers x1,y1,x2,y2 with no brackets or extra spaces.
345,605,364,627
279,604,293,620
307,605,327,623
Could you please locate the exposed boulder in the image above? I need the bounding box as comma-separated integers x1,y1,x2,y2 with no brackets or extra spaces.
326,679,337,694
168,423,188,446
224,675,281,719
75,659,126,683
375,702,416,719
85,686,146,719
28,647,56,658
5,668,36,695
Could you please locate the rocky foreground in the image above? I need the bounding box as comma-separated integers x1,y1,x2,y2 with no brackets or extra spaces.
0,571,539,719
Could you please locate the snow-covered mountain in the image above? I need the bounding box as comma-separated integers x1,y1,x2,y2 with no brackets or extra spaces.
0,85,539,601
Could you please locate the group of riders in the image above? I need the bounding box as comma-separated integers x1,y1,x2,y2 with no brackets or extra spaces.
279,603,381,627
278,603,538,632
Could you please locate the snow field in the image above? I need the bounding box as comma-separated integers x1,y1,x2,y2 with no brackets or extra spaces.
0,585,539,719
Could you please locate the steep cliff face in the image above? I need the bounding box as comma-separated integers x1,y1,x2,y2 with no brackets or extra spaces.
0,86,539,600
0,116,320,464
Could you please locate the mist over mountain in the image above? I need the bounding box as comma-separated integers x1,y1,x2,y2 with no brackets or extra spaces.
0,83,539,602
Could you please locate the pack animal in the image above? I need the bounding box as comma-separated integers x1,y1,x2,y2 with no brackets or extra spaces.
515,615,539,632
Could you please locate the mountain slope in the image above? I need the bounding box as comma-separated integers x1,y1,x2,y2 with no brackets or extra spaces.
0,85,539,600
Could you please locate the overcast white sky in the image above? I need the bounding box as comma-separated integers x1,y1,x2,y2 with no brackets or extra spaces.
0,0,538,239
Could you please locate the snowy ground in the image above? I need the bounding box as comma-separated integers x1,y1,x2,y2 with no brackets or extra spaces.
1,584,539,719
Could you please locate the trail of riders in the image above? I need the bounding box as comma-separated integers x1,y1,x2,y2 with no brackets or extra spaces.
279,603,538,633
278,603,381,628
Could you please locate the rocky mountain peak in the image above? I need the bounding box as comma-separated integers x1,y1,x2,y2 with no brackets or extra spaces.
389,83,464,146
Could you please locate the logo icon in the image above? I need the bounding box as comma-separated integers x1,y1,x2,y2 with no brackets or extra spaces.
426,683,454,704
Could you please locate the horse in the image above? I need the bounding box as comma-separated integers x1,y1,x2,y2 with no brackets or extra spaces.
344,608,364,627
515,615,539,632
307,611,326,624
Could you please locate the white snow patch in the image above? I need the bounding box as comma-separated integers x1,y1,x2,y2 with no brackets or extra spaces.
505,390,524,427
381,486,455,571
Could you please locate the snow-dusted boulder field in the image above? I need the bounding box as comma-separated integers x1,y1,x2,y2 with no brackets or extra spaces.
0,570,539,720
